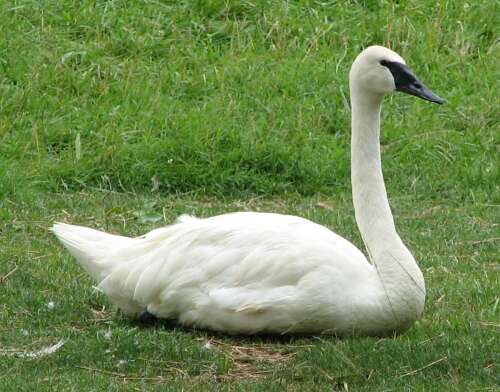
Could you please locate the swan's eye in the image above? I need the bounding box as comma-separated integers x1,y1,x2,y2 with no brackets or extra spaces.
380,60,389,67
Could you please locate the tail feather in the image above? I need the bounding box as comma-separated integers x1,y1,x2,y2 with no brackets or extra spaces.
51,222,136,282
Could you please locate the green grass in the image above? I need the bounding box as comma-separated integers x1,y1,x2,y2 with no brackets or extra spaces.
0,0,498,390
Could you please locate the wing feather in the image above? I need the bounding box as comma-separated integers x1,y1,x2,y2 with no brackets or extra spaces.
88,212,370,327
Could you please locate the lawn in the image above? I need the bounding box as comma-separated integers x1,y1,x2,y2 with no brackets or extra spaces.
0,1,498,391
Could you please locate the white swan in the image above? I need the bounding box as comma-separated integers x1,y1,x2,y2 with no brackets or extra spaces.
52,46,443,336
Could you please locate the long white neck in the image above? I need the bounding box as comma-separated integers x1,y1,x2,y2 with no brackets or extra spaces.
350,85,425,327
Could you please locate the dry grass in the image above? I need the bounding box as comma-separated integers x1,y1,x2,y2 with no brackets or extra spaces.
197,338,297,381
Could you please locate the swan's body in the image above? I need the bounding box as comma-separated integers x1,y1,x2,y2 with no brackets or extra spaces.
53,46,442,336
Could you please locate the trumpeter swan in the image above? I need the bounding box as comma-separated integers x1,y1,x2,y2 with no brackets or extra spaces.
53,46,443,336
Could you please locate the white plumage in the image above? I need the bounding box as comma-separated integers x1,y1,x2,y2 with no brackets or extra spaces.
53,213,376,334
53,46,442,335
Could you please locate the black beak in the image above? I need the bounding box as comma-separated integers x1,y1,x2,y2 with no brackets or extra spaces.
396,80,444,104
380,60,444,104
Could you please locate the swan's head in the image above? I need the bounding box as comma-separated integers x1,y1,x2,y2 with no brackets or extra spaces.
349,45,443,104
